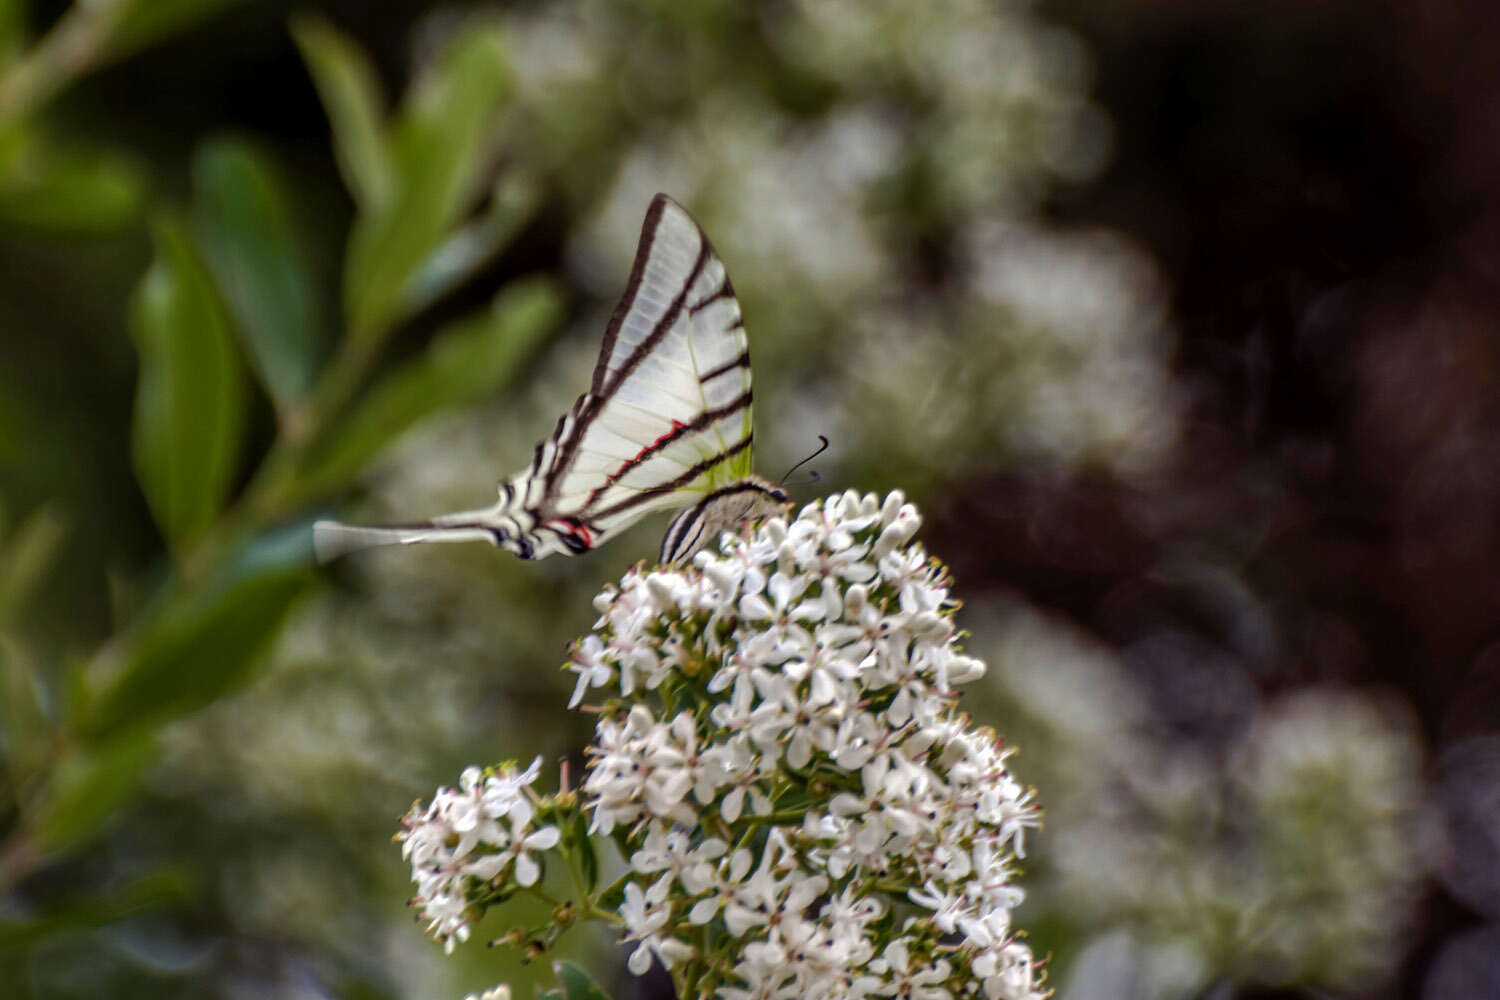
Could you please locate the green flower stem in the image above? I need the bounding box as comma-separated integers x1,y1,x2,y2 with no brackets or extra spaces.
523,884,564,908
685,924,713,997
582,901,624,927
759,809,816,825
544,809,626,928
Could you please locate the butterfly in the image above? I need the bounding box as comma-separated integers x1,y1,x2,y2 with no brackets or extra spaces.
313,194,789,566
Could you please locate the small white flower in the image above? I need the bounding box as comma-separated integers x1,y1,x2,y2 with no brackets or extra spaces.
865,938,954,1000
688,847,754,925
620,877,694,975
910,880,969,935
509,824,560,886
567,634,614,707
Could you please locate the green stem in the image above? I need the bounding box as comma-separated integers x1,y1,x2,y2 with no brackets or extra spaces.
179,319,390,581
582,901,624,927
522,884,563,907
673,962,697,1000
0,0,130,125
758,809,816,824
556,820,626,929
287,327,387,453
685,924,714,998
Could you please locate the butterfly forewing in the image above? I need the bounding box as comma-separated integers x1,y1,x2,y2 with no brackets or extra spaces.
532,197,755,541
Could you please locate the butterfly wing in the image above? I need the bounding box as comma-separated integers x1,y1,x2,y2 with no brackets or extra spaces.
536,195,754,543
314,194,756,563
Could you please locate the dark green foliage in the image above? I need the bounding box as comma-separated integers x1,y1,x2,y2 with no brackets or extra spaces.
0,9,560,996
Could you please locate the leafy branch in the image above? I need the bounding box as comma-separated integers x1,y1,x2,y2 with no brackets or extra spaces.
0,13,561,917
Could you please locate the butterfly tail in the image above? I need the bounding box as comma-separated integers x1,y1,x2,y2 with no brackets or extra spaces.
312,518,501,564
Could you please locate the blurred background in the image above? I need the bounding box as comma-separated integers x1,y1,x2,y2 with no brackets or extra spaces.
1,0,1497,998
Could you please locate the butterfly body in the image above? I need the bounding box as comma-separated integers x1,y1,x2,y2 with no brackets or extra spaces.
658,476,789,565
313,195,785,565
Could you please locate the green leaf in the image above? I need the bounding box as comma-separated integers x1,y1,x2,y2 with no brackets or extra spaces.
551,961,613,1000
29,731,158,852
192,137,321,413
398,170,539,319
129,215,247,548
0,505,67,622
343,25,511,342
300,277,560,497
0,634,51,780
0,0,24,68
79,527,312,743
0,137,145,232
0,869,194,953
571,810,598,895
290,14,391,210
0,507,65,776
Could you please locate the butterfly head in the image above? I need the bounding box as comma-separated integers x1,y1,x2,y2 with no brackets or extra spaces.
727,476,792,519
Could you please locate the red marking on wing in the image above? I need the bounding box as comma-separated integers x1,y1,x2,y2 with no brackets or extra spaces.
545,517,596,549
639,420,688,461
603,420,687,489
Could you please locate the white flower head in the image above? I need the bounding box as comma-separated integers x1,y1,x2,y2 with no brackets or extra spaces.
569,492,1047,1000
398,758,551,953
403,493,1046,1000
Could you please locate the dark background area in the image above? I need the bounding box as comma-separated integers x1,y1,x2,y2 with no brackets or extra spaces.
1039,3,1500,994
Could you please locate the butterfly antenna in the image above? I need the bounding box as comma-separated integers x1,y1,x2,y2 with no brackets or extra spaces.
780,435,830,486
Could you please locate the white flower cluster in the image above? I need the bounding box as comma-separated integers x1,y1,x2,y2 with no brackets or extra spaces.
572,491,1046,1000
398,758,560,953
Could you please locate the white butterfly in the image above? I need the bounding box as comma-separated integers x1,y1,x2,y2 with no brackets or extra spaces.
313,194,788,565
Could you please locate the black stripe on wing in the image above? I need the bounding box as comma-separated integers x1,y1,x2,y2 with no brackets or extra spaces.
699,348,750,384
542,196,713,507
591,435,753,522
590,195,667,398
689,275,735,316
583,388,753,505
596,241,711,399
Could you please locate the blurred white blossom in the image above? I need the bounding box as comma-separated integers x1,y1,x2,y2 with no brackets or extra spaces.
972,601,1426,997
494,0,1179,489
840,218,1180,480
463,989,511,1000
